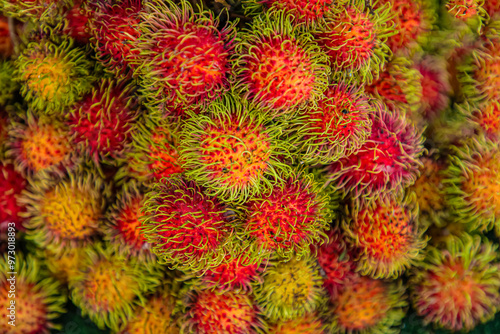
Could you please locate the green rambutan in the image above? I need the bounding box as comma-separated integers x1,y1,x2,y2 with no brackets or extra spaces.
180,94,293,203
410,234,500,331
86,0,143,74
182,289,264,334
140,176,235,272
0,61,18,106
314,0,396,83
343,193,428,279
312,227,358,300
254,254,326,322
268,313,325,334
326,275,407,334
69,243,162,331
13,35,94,114
20,166,110,251
326,102,425,200
0,253,66,334
443,136,500,232
7,111,77,178
104,181,155,262
133,0,236,112
232,10,329,116
68,78,140,164
242,169,331,261
0,161,27,231
295,81,373,164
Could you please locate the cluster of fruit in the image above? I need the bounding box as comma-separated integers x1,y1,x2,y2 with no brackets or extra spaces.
1,0,500,333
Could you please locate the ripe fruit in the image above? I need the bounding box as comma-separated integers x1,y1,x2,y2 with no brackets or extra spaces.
472,100,500,140
268,313,325,334
0,161,27,230
233,10,329,116
410,234,500,331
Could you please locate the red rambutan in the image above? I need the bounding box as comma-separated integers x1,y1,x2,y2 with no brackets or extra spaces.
63,0,91,44
0,161,27,230
472,100,500,140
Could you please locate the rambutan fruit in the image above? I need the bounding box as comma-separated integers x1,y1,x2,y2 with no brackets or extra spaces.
140,176,235,272
0,253,66,334
0,16,13,58
410,234,500,331
268,313,325,334
119,285,180,334
69,243,162,331
484,0,500,19
312,227,358,300
1,0,72,23
314,0,396,83
20,167,110,251
242,0,341,26
0,61,19,106
0,161,27,230
408,155,448,227
296,81,373,164
343,193,428,279
133,0,236,112
43,243,88,284
443,137,500,232
446,0,488,29
375,0,435,53
14,35,94,114
364,57,423,119
7,111,77,178
326,103,425,200
63,0,91,44
327,275,407,334
242,169,331,261
86,0,143,74
104,181,155,261
180,94,293,203
68,78,139,164
233,10,329,116
254,254,326,322
182,288,264,334
472,100,500,140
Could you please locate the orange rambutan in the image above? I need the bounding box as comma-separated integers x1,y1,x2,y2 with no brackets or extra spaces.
472,100,500,140
268,313,325,334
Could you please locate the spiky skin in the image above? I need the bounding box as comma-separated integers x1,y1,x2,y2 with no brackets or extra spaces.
243,170,331,261
0,61,18,106
327,103,425,200
87,0,142,74
1,0,72,23
443,137,500,232
122,119,183,185
365,57,423,117
44,244,88,284
312,227,357,300
327,276,407,334
297,82,373,164
233,10,330,116
0,253,66,334
180,94,293,203
104,182,155,261
68,78,139,164
69,244,162,332
182,289,264,334
133,0,236,112
63,0,91,44
242,0,340,26
377,0,434,53
254,255,326,322
314,0,395,83
410,234,500,331
0,16,13,58
7,112,77,178
0,162,26,230
343,194,428,279
14,37,94,114
20,167,109,252
446,0,487,27
119,289,179,334
140,177,234,272
268,313,325,334
408,156,447,227
472,100,500,140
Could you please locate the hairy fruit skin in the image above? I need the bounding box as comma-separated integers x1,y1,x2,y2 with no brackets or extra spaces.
133,0,236,112
1,0,72,23
233,10,329,116
410,234,500,331
243,170,331,261
0,162,27,230
327,103,425,200
180,94,293,203
268,313,325,334
140,177,234,272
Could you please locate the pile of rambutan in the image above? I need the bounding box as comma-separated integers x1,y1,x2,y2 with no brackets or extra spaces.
2,0,500,333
